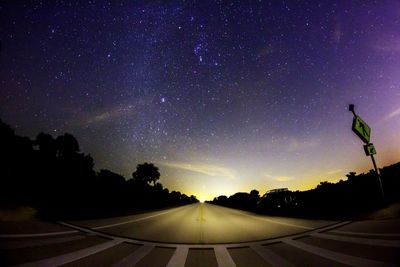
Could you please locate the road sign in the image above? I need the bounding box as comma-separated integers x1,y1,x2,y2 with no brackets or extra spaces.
352,115,371,143
364,143,376,156
349,104,384,198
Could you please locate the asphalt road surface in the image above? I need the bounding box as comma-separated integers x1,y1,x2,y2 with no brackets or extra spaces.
71,202,337,243
1,203,400,266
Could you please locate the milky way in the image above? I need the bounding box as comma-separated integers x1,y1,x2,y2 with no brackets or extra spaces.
1,1,400,200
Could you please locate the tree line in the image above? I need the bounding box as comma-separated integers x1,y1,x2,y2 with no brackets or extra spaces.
0,119,198,219
209,163,400,219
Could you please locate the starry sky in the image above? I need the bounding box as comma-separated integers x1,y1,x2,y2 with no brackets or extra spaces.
1,1,400,201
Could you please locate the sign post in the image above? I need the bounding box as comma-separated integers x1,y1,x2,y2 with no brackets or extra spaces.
349,104,384,198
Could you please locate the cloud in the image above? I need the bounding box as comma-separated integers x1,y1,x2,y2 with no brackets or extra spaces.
68,104,136,127
326,169,342,175
64,95,156,128
274,176,295,182
86,105,135,124
383,107,400,121
287,138,320,152
160,161,236,179
264,174,295,182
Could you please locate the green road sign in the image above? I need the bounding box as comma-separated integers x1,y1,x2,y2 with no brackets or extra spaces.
352,115,371,143
364,143,376,156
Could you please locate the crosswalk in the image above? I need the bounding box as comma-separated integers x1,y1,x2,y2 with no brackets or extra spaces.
1,220,399,266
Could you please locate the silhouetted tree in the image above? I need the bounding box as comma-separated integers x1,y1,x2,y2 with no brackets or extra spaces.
190,195,198,203
36,133,57,158
346,172,357,180
132,162,160,185
56,133,80,157
0,119,34,203
95,169,126,210
0,118,198,218
169,190,182,205
249,189,260,209
153,182,163,192
97,169,125,192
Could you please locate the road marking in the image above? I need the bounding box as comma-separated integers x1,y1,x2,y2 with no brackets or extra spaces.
0,230,78,238
196,203,205,222
15,239,123,267
214,245,236,267
0,235,85,249
59,221,156,246
251,245,296,267
59,220,351,249
220,221,352,248
331,230,400,237
166,246,188,267
284,238,397,267
1,205,192,238
198,204,205,243
312,233,400,247
112,245,154,267
6,214,399,267
92,205,189,230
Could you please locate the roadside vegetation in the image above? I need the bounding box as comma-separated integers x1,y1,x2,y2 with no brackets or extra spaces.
0,119,198,220
209,163,400,219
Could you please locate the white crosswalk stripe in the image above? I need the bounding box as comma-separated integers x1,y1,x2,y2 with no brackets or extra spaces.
214,246,236,267
166,246,189,267
251,245,296,267
283,238,397,267
15,239,123,267
112,245,154,267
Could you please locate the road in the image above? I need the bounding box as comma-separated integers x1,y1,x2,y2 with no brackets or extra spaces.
71,202,336,243
1,203,400,266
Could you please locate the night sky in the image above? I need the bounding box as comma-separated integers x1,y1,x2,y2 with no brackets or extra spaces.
1,1,400,201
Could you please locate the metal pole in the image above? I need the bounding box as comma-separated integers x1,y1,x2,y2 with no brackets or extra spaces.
349,104,384,199
349,104,357,118
370,154,384,198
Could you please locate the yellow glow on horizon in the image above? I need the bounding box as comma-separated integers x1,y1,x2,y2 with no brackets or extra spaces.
190,191,217,202
188,171,349,200
182,173,345,201
161,151,400,201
